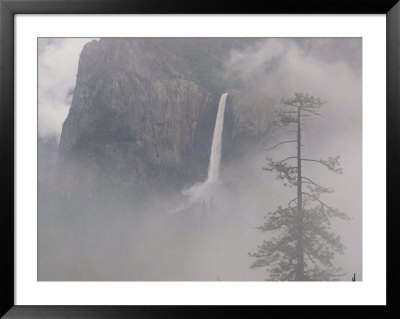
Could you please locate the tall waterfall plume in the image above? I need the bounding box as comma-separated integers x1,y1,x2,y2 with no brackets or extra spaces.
171,93,229,215
206,92,228,184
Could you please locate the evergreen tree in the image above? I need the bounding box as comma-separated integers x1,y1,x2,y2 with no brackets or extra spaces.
250,92,350,281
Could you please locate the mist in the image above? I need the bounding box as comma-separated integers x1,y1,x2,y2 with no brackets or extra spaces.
221,38,362,280
38,38,361,281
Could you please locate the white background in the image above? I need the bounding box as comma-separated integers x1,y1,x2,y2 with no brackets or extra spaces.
15,14,386,305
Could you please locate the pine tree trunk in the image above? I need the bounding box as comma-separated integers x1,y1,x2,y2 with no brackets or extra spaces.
295,107,305,281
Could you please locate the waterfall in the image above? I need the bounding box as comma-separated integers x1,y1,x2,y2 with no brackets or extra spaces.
171,93,229,215
206,92,228,184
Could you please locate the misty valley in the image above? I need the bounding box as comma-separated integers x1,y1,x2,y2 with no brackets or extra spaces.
38,38,362,281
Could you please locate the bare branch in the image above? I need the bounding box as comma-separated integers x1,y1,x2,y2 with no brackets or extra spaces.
265,140,296,152
279,156,298,164
301,177,332,192
301,159,323,164
301,158,342,174
300,108,323,117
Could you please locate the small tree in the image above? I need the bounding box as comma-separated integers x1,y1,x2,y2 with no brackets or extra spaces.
250,92,350,281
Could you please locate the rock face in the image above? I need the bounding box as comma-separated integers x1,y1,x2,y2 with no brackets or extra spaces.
57,39,272,200
56,37,361,201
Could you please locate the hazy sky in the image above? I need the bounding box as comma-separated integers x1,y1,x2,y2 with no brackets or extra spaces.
38,38,97,141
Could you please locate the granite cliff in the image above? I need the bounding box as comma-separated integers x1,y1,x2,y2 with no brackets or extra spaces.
56,38,273,200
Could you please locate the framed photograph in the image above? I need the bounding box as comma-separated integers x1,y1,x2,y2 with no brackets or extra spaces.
1,0,398,317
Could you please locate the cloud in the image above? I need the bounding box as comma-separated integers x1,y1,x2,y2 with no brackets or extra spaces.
38,38,98,140
224,38,361,138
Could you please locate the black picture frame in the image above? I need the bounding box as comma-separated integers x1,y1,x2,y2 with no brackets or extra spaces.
1,0,399,318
